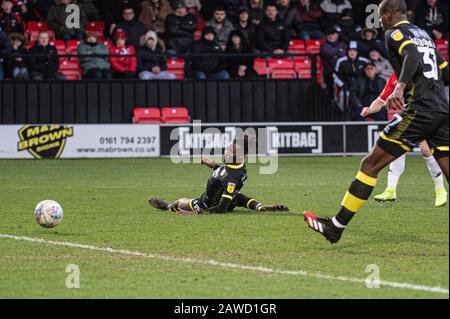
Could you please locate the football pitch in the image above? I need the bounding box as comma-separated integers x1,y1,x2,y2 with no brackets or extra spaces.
0,157,448,299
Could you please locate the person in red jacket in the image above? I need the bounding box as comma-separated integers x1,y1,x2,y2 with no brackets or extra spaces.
361,72,447,207
109,28,137,79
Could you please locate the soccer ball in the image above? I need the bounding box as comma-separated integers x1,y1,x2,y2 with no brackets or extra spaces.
34,200,64,228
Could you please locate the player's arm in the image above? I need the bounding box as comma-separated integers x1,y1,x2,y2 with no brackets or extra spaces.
361,73,397,117
201,157,219,169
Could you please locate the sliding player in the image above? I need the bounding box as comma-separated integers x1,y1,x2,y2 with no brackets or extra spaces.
361,72,447,207
303,0,449,244
149,137,289,215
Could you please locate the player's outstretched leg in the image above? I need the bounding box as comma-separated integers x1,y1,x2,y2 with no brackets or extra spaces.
420,142,447,207
374,154,405,202
303,145,398,244
235,193,289,212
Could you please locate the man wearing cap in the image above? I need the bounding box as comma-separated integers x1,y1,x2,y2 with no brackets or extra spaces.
191,26,230,80
335,8,362,43
78,31,112,80
165,0,198,54
349,61,387,121
320,27,347,97
109,28,138,78
334,40,369,89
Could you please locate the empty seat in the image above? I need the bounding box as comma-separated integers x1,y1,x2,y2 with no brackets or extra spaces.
288,39,306,54
61,69,82,80
59,60,80,70
167,58,185,79
271,70,297,79
305,40,324,54
133,108,163,124
161,107,191,123
253,58,267,76
86,21,105,34
268,58,294,72
66,40,81,52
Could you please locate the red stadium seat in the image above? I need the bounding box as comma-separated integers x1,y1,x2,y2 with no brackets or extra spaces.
305,40,324,54
253,58,268,76
61,69,82,80
161,107,191,123
435,39,449,61
66,40,81,52
133,108,163,124
167,58,185,79
288,40,306,54
27,21,48,33
268,58,294,72
59,60,80,70
86,21,105,36
293,56,311,72
271,70,297,79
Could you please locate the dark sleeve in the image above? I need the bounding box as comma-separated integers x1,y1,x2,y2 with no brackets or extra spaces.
386,28,419,85
255,25,272,52
180,16,198,33
205,175,240,214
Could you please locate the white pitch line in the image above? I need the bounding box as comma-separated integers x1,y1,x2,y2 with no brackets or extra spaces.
1,234,448,295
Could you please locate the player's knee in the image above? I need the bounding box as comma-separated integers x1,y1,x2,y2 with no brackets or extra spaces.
360,155,379,177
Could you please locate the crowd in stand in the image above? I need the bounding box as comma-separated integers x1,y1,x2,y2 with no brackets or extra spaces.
0,0,448,120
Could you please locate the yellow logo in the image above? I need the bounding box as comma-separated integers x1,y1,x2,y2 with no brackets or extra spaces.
391,29,404,41
227,183,236,194
17,125,74,159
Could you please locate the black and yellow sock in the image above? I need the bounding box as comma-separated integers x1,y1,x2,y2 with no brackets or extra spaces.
236,193,262,211
246,198,262,211
334,171,377,228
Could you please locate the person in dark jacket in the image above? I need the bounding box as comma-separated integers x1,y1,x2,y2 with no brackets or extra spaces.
334,41,368,89
191,26,230,79
225,30,256,78
165,0,198,54
221,0,247,22
28,31,65,80
234,6,256,47
5,32,28,79
255,4,289,54
350,62,387,121
97,0,144,37
78,31,112,80
0,0,24,34
249,0,263,25
0,26,12,80
114,6,148,50
357,27,387,58
415,0,448,40
138,30,176,79
294,0,324,40
335,8,362,44
320,27,346,96
46,0,88,40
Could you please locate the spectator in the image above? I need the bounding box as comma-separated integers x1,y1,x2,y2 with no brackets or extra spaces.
78,31,112,80
234,6,256,47
0,26,12,80
165,0,198,54
335,8,361,43
5,32,28,79
225,30,256,78
36,0,54,20
9,0,34,21
320,27,346,96
199,0,220,21
114,6,148,49
109,29,138,78
28,31,65,80
0,0,24,34
350,62,387,121
138,30,175,80
97,0,144,37
47,0,88,40
294,0,324,40
368,47,393,82
184,0,201,16
358,27,387,58
191,26,230,79
77,0,101,21
255,4,289,54
139,0,172,36
320,0,352,28
249,0,264,25
334,41,368,89
277,0,297,37
415,0,448,40
221,0,248,22
205,6,234,50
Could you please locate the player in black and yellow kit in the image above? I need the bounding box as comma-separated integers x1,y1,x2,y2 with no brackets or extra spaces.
149,137,289,215
303,0,449,244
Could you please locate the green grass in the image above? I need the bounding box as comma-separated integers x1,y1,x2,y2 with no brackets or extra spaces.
0,157,448,299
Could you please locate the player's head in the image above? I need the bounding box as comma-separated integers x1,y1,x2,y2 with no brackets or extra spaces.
379,0,408,31
224,136,249,165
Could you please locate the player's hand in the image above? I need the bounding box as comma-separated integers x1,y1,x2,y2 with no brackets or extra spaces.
201,157,216,169
360,107,372,117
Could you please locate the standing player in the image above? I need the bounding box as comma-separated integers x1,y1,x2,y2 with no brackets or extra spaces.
361,72,447,207
303,0,449,244
149,137,289,215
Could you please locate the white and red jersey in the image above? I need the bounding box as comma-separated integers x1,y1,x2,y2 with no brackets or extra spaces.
109,44,137,73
